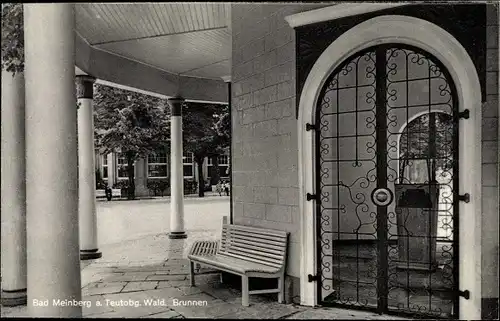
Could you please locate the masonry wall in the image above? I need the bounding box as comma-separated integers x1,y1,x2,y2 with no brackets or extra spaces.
231,4,326,288
482,4,499,318
231,2,499,309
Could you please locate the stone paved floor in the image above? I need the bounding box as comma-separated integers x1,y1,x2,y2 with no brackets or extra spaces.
1,197,405,319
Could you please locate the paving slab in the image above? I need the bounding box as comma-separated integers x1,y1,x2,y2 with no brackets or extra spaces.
143,287,185,300
174,301,245,319
146,274,187,281
168,297,231,319
218,310,257,319
1,198,408,319
100,290,171,318
175,285,205,296
244,302,306,319
83,281,127,296
102,272,153,282
82,295,114,317
141,309,182,318
121,281,159,293
163,279,192,287
285,307,406,320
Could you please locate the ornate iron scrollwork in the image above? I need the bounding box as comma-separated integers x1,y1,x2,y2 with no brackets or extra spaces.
315,44,459,319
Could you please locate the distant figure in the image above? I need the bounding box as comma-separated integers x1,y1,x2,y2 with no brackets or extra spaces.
215,180,223,196
224,181,230,196
105,185,113,201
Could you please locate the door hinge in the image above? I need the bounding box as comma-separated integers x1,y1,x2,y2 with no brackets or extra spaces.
458,109,470,119
458,290,470,300
308,274,318,282
306,123,317,131
458,193,470,203
306,193,317,201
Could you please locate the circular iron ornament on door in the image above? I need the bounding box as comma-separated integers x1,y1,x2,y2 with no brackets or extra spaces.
371,187,394,207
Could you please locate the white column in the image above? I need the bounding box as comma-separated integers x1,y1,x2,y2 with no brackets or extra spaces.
221,76,233,223
194,162,199,182
203,157,209,181
76,75,101,260
107,153,115,187
135,158,149,197
1,70,27,306
168,97,187,239
24,4,82,317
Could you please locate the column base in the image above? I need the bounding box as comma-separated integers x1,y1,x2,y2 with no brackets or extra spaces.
80,249,102,260
168,231,187,239
1,289,27,307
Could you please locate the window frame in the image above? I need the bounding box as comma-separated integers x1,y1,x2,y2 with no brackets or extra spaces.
183,152,194,179
147,151,168,179
116,153,135,179
207,154,230,178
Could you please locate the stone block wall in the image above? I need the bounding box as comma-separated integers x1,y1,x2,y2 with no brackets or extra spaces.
482,4,499,319
231,3,327,300
231,3,499,309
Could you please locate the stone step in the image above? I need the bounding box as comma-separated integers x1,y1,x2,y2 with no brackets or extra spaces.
327,263,453,292
321,281,454,318
331,242,377,260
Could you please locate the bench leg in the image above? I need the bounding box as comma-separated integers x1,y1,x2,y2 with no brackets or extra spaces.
189,261,195,287
242,276,249,307
277,275,284,304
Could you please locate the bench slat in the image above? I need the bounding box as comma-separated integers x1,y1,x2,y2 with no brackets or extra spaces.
222,227,287,244
224,224,287,238
224,245,284,261
228,229,287,243
190,240,218,257
229,229,287,240
228,233,286,247
201,243,209,255
230,240,285,255
230,238,286,252
224,247,283,264
218,252,282,268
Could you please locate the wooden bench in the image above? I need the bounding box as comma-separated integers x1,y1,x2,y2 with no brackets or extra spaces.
188,224,289,307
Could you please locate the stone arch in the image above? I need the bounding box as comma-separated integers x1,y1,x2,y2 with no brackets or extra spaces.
297,15,482,319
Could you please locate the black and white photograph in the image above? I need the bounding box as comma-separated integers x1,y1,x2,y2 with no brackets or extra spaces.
1,2,499,319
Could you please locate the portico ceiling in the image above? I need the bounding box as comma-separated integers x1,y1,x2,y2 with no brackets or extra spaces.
75,3,231,80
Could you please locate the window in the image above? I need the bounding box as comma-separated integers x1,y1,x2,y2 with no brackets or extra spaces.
117,153,134,179
208,154,230,178
102,155,108,179
183,152,194,178
148,151,168,178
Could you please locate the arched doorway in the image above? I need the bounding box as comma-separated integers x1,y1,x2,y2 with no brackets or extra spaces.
297,14,482,320
314,44,459,318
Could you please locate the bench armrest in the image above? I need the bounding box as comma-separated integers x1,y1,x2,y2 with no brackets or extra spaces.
188,240,219,257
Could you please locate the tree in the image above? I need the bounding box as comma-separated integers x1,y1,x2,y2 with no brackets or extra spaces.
182,102,230,197
399,112,453,183
94,84,170,199
210,105,231,184
1,3,24,74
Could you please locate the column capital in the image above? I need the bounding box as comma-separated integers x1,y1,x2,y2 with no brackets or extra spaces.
221,76,232,83
75,75,96,99
168,96,185,116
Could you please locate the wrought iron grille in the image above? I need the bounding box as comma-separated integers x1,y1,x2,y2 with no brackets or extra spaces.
315,44,459,319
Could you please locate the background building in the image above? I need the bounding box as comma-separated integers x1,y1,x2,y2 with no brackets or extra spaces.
95,149,230,196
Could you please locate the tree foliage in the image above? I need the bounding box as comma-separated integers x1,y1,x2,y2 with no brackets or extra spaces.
182,102,230,197
1,3,24,74
93,84,170,199
399,112,453,183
